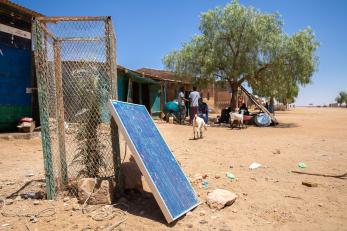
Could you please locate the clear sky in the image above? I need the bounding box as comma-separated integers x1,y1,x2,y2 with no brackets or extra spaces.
14,0,347,106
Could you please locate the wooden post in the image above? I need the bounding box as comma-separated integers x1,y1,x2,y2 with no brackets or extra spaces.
127,79,133,103
105,17,123,198
53,40,68,187
32,20,56,199
160,82,164,114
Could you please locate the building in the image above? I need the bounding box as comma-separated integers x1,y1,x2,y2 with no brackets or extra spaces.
0,0,43,131
119,66,190,118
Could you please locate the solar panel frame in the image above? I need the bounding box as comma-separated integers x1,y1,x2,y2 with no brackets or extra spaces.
108,100,200,223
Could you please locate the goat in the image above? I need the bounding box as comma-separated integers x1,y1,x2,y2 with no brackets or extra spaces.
193,114,207,139
229,109,247,129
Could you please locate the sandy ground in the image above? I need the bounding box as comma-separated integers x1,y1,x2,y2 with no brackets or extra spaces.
0,107,346,231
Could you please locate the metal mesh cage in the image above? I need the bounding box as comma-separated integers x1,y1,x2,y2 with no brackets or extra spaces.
32,17,119,199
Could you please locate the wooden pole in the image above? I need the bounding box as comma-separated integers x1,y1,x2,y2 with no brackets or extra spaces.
105,18,123,198
53,40,68,187
127,79,133,103
32,20,56,199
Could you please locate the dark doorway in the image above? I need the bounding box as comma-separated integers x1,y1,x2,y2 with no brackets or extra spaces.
132,81,140,104
142,84,150,112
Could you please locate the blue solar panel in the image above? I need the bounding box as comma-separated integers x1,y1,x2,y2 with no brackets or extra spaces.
108,100,199,222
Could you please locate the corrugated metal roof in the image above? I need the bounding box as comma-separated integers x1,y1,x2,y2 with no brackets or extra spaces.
0,0,44,17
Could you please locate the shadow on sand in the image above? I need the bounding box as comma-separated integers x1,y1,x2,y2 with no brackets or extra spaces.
117,190,181,227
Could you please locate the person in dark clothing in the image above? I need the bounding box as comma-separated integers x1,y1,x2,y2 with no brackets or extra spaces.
239,103,250,115
216,106,232,123
198,98,209,124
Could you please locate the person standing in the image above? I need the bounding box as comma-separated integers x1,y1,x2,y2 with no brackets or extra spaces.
177,87,187,124
189,86,200,124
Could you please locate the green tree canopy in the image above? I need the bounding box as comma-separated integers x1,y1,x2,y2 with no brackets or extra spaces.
335,91,347,107
163,1,319,110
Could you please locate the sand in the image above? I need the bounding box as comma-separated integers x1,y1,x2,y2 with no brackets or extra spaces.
0,107,346,230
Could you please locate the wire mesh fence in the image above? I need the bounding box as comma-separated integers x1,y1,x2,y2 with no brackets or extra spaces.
32,17,120,199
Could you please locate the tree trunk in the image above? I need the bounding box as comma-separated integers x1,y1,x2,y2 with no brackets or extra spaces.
270,96,275,115
230,83,238,112
283,98,288,110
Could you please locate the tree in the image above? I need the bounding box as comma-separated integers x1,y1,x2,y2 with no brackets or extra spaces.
163,1,319,111
335,91,347,107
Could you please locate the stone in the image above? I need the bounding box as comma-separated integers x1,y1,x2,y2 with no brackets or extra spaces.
72,204,80,211
5,199,14,205
302,181,318,187
63,197,70,202
187,224,193,228
77,178,111,205
215,175,221,179
33,201,40,205
120,158,149,192
206,189,237,210
199,210,206,216
199,220,208,224
273,149,281,154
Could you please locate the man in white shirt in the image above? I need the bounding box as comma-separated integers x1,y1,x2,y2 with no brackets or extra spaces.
189,86,201,124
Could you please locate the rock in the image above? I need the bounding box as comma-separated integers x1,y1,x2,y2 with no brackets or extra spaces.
1,224,10,227
5,199,14,205
72,204,80,211
199,220,208,224
6,182,15,186
26,173,34,177
63,197,70,202
302,181,318,187
33,201,40,205
232,209,238,213
30,216,38,223
318,203,323,207
273,149,281,154
187,224,193,228
77,178,111,205
120,159,149,192
199,210,206,216
202,174,208,179
206,189,237,210
215,175,221,179
15,196,22,201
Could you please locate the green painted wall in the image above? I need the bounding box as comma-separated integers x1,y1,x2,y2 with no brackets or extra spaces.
0,105,31,131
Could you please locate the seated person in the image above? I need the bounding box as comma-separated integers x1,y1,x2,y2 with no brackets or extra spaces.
216,106,232,123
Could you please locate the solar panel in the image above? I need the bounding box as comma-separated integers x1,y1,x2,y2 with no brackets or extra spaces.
108,100,199,223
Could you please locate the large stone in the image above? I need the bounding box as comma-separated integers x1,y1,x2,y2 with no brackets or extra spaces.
206,189,237,210
120,156,150,192
77,178,111,205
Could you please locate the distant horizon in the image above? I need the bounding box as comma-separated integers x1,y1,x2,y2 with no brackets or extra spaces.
13,0,347,106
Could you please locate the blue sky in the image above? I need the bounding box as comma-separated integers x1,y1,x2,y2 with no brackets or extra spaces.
15,0,347,105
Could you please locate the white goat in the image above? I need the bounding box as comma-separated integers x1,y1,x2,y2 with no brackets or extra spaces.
229,109,246,129
193,114,207,139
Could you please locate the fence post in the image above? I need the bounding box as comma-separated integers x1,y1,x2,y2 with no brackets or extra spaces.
105,17,123,197
32,19,56,199
53,40,68,187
